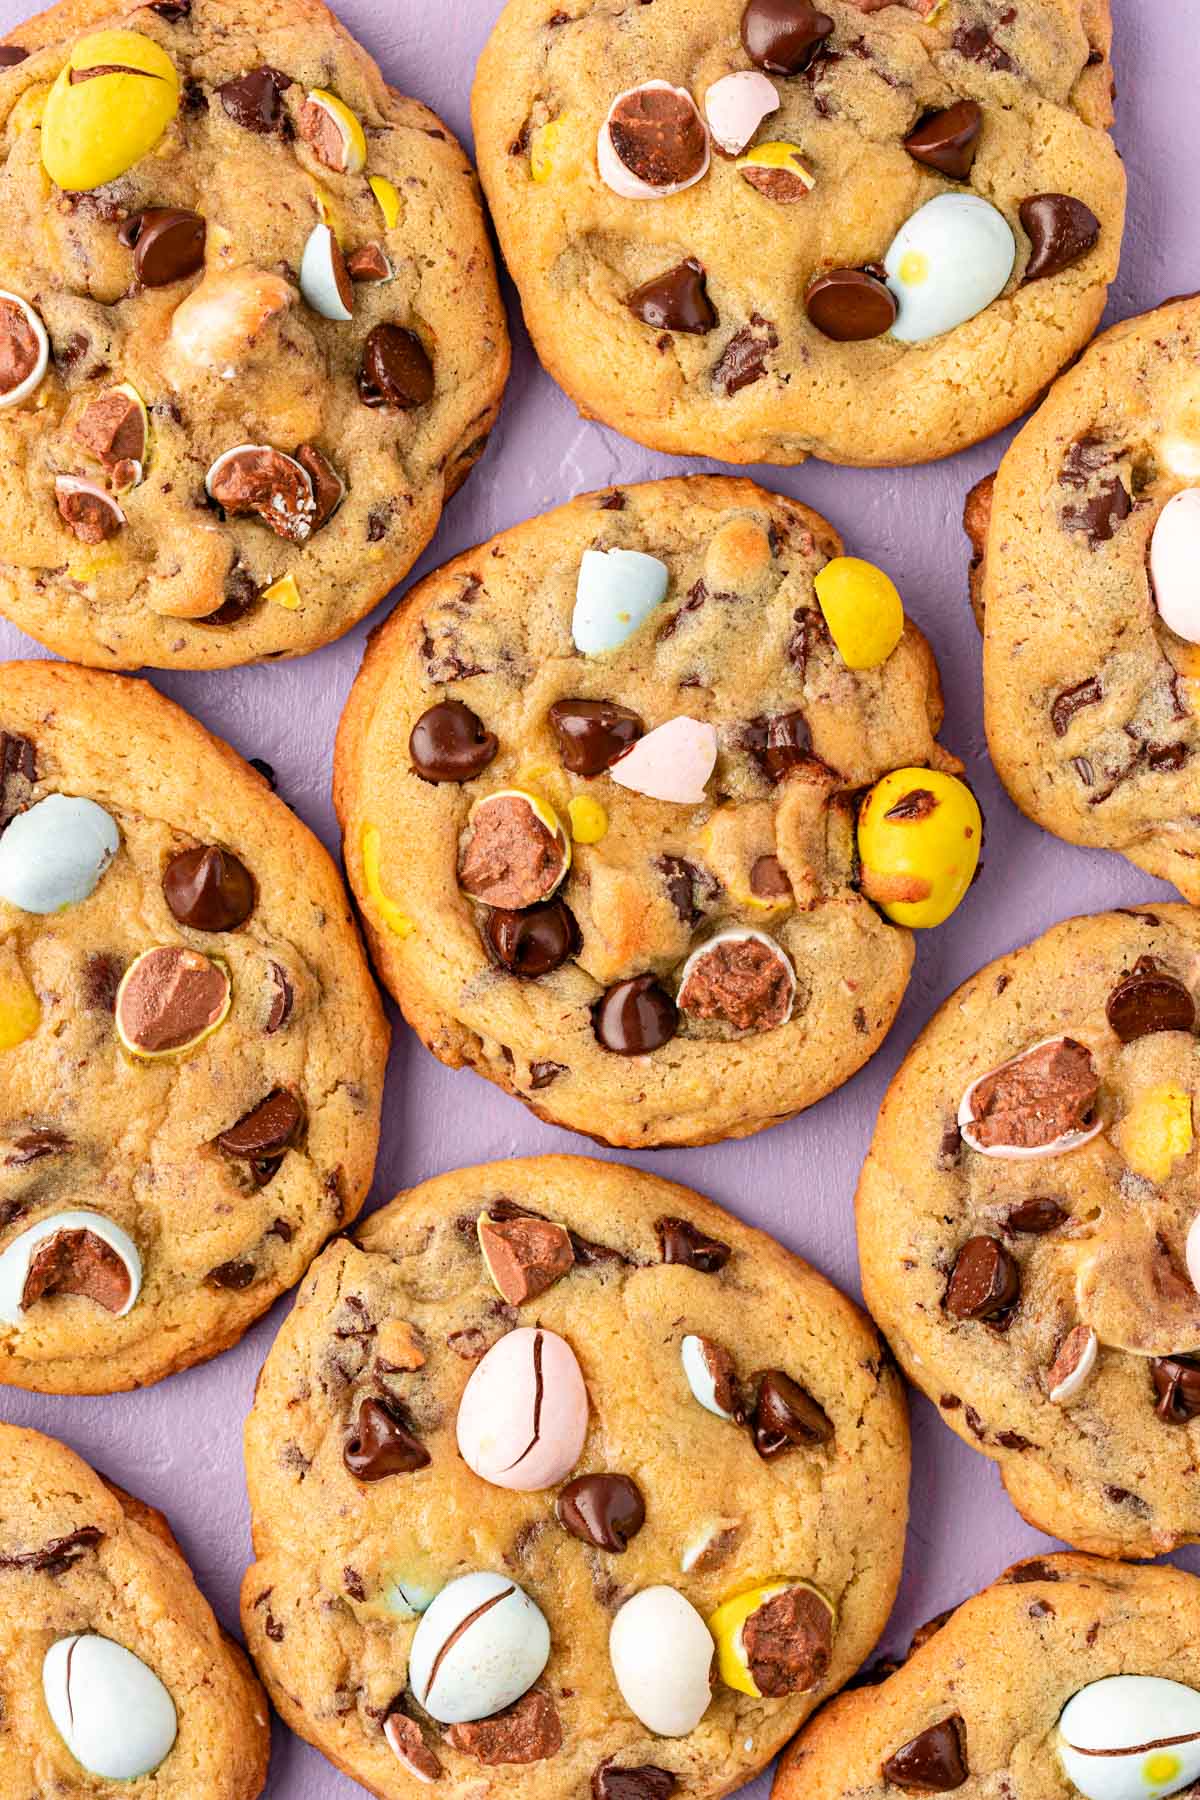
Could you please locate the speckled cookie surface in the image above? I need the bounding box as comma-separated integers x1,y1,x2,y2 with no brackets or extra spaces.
242,1155,910,1800
971,296,1200,900
774,1554,1200,1800
0,1424,270,1798
857,906,1200,1559
334,474,964,1149
472,0,1122,469
0,660,388,1393
0,0,509,670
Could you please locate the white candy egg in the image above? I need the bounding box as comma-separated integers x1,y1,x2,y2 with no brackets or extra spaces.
0,1210,142,1326
884,194,1016,344
678,927,796,1023
609,1586,714,1736
681,1335,737,1420
299,223,354,321
609,716,719,805
1151,490,1200,645
704,71,779,156
0,291,49,408
1058,1676,1200,1800
0,794,119,914
409,1573,550,1725
573,547,670,654
958,1036,1104,1161
43,1634,178,1780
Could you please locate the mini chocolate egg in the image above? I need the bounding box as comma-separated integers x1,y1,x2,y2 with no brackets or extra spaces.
572,548,670,654
1047,1325,1098,1404
456,1325,588,1491
598,82,710,200
459,789,571,910
1151,490,1200,644
299,222,354,321
0,794,119,913
1057,1676,1200,1800
681,1334,740,1420
704,70,779,155
609,717,719,804
609,1586,714,1735
884,194,1015,344
54,476,127,543
301,89,367,174
958,1035,1103,1161
856,768,981,929
677,927,796,1030
409,1573,551,1725
41,30,180,191
115,946,232,1058
43,1634,177,1779
709,1580,834,1698
0,1209,141,1325
0,291,48,408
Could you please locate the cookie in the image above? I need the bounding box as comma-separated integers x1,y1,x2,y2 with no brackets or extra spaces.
472,0,1122,468
0,0,509,670
856,904,1200,1558
0,659,388,1393
241,1154,910,1800
969,295,1200,899
334,473,977,1148
774,1553,1200,1800
1,1423,270,1795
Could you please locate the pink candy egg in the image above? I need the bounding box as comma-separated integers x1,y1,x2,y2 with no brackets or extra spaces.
457,1326,588,1491
1151,489,1200,644
704,71,779,156
610,716,719,805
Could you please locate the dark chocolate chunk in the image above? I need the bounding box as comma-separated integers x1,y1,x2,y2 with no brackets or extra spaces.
751,1369,833,1457
945,1237,1020,1322
0,46,30,65
741,0,834,74
549,699,644,776
656,855,717,927
806,268,897,342
903,100,983,180
163,845,255,931
627,259,717,334
883,1717,968,1792
358,324,434,410
1060,436,1131,546
593,1766,678,1800
745,710,813,783
713,313,779,395
1020,194,1101,283
482,901,580,978
118,208,206,287
530,1060,566,1090
593,975,678,1055
1106,961,1195,1043
1005,1199,1068,1235
409,700,498,782
1050,676,1103,737
208,1260,256,1290
217,1089,304,1158
343,1397,430,1480
557,1473,646,1552
0,1526,103,1574
655,1215,731,1271
1151,1355,1200,1423
952,24,1014,72
218,66,292,132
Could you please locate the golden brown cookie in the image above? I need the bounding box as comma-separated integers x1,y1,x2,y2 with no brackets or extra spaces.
0,0,509,668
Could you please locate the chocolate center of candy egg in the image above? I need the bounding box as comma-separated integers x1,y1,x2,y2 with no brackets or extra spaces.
608,86,709,189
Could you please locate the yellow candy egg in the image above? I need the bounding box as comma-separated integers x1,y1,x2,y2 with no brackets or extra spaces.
568,795,608,845
42,30,179,191
1115,1084,1194,1183
857,768,981,929
362,825,414,938
814,557,905,670
304,89,366,174
0,959,40,1051
736,140,815,202
709,1581,834,1699
530,116,571,185
369,174,401,230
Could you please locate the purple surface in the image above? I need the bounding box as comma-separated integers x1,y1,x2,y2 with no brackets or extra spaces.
0,3,1196,1793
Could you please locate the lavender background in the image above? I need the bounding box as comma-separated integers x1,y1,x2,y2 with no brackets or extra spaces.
0,3,1195,1794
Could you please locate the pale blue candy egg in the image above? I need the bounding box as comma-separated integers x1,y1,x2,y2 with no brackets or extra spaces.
0,794,119,913
572,548,669,655
885,194,1016,344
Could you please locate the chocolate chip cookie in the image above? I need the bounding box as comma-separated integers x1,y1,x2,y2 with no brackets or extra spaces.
857,905,1200,1559
1,1423,269,1795
334,474,974,1149
472,0,1122,467
0,0,508,669
242,1154,910,1800
774,1554,1200,1800
0,659,388,1393
968,295,1200,899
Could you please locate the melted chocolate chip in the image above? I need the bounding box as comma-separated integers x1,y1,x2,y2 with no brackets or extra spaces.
1006,1199,1068,1235
209,1260,256,1290
627,259,717,334
752,1369,833,1457
359,323,435,410
218,66,293,132
903,100,983,180
593,1767,678,1800
0,1526,103,1574
741,0,834,74
1060,436,1131,546
806,268,897,342
549,699,644,776
163,845,256,931
0,731,36,830
713,313,779,394
655,1215,731,1271
593,975,678,1055
1151,1355,1200,1423
1020,194,1101,282
482,901,580,978
1106,962,1196,1043
657,855,716,927
118,208,206,287
410,700,498,782
0,46,29,65
217,1089,304,1158
952,24,1014,72
945,1237,1020,1321
883,1717,969,1792
1050,676,1103,737
343,1397,430,1480
745,710,813,782
557,1473,646,1552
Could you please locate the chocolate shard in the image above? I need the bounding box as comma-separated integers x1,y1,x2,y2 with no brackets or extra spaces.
945,1237,1020,1322
751,1369,833,1457
655,1215,731,1272
593,1765,679,1800
0,1525,103,1574
883,1716,969,1792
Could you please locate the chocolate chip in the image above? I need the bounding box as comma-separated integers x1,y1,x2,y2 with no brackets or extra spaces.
712,313,779,394
409,700,498,783
884,1717,969,1792
83,952,122,1013
217,1089,304,1159
627,259,717,334
1151,1355,1200,1423
22,1229,132,1315
1060,436,1131,546
163,845,255,930
593,975,678,1055
208,1259,256,1290
593,1767,678,1800
549,699,644,776
655,1215,731,1271
478,1211,575,1303
481,900,580,978
0,46,29,65
945,1237,1020,1321
358,323,434,410
751,854,792,899
742,0,833,73
952,23,1014,72
530,1060,567,1090
0,731,35,830
657,855,717,927
751,1369,833,1457
745,710,813,782
806,268,898,342
343,1397,430,1480
149,0,190,18
743,1585,833,1696
118,208,206,287
903,100,983,179
1005,1199,1067,1235
446,1691,562,1766
1050,676,1103,737
607,85,708,189
1020,194,1101,282
557,1473,646,1552
1106,963,1195,1043
218,66,293,133
1007,1560,1061,1584
265,962,293,1034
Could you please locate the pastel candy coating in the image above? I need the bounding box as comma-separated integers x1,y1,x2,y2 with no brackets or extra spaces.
609,1586,713,1736
1151,490,1200,644
884,194,1016,344
573,548,670,654
381,1574,438,1617
409,1572,551,1724
43,1634,178,1780
680,1334,736,1419
0,794,119,913
704,70,779,155
299,223,354,321
41,31,180,192
958,1036,1105,1161
1058,1676,1200,1800
0,1209,142,1326
456,1325,588,1491
609,717,719,804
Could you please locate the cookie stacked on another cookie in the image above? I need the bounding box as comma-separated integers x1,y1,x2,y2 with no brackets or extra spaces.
1,1424,270,1796
474,0,1123,466
242,1155,910,1800
0,0,509,668
0,659,388,1393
